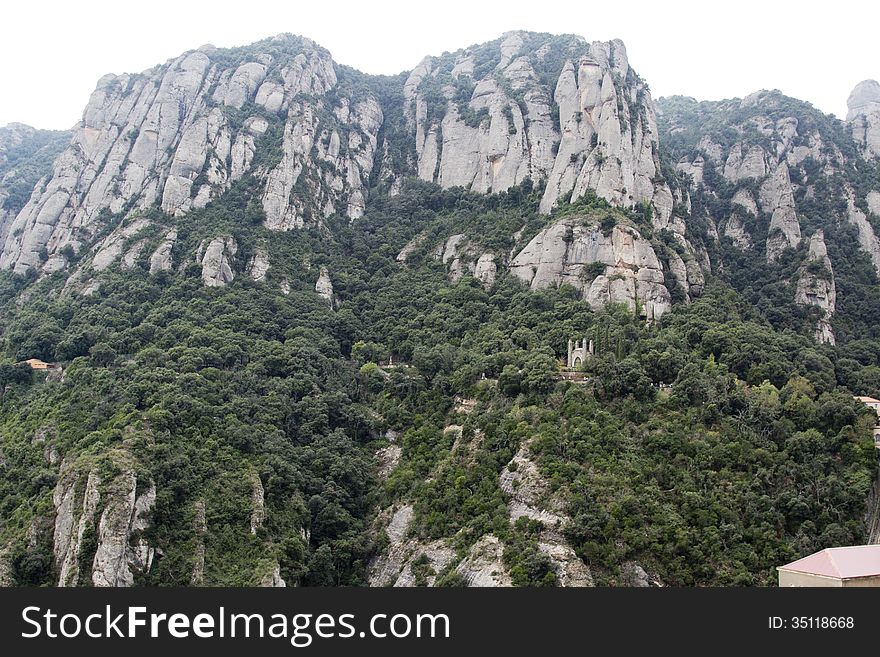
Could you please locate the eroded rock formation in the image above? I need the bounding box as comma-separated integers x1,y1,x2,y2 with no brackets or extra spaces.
510,215,673,320
795,230,836,345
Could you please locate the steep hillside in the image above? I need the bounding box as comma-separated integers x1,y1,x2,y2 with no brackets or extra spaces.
0,33,878,588
657,89,880,344
0,123,70,250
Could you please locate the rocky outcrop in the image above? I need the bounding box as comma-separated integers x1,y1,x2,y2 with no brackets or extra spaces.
499,445,593,586
620,562,663,587
90,217,153,272
262,95,382,229
0,36,383,275
375,445,402,480
404,33,673,228
510,215,672,320
149,228,177,274
53,467,101,587
315,266,334,305
847,194,880,275
366,504,457,587
675,155,704,185
454,535,512,586
91,475,155,587
723,142,768,181
431,234,497,288
0,125,70,249
761,163,801,261
722,188,758,249
866,470,880,546
396,232,428,263
53,460,155,587
847,80,880,160
868,191,880,218
473,253,497,288
198,235,237,287
250,473,265,536
258,562,286,587
658,92,849,266
247,244,270,282
795,231,836,345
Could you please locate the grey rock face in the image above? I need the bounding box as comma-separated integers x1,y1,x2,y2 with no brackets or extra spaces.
247,244,270,282
261,92,383,229
723,213,752,250
0,37,382,275
199,235,237,287
0,547,12,587
847,80,880,159
404,34,673,229
794,230,836,345
1,52,214,274
190,501,207,585
431,234,497,288
510,215,672,320
846,193,880,275
499,445,593,586
621,562,663,587
53,461,155,587
455,535,512,587
723,142,768,181
92,475,156,587
366,504,456,587
315,266,334,305
0,124,70,250
258,562,286,587
676,155,704,185
149,229,177,274
375,445,402,480
250,473,265,536
53,467,101,587
868,191,880,218
90,217,153,272
761,163,801,262
662,92,841,265
473,253,497,288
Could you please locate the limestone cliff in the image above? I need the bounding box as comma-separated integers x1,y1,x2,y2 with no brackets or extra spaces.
198,235,238,287
52,459,155,587
404,32,674,229
661,92,834,264
509,214,673,320
0,123,69,251
0,35,382,275
794,231,836,345
427,234,498,288
847,80,880,160
656,87,880,345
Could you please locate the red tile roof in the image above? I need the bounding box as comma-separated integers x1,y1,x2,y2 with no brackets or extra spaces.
779,545,880,579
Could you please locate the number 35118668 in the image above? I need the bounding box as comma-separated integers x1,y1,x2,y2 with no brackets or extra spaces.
769,617,854,629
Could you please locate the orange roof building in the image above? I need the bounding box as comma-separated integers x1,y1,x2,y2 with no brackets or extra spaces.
778,545,880,587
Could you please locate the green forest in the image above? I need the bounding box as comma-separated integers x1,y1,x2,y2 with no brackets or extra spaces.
0,174,877,587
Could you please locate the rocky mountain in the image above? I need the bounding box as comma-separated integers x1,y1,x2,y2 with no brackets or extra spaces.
0,124,70,252
848,79,880,160
0,32,693,299
658,86,880,344
0,32,879,589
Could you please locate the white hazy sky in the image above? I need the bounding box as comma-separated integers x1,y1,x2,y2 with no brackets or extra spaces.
2,0,878,129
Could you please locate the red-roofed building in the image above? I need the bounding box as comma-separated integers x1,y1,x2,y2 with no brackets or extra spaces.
778,545,880,587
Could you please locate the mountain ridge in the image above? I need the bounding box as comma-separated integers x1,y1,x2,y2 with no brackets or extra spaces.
0,31,879,589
